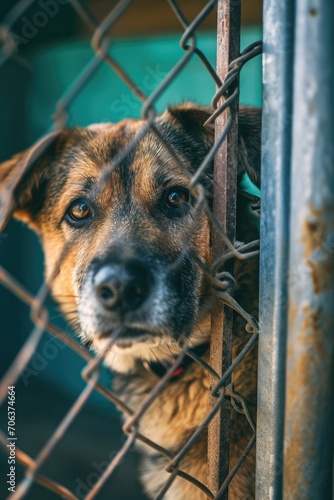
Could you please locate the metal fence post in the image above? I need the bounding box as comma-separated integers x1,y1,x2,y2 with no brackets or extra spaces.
208,0,240,497
284,0,334,497
256,1,294,498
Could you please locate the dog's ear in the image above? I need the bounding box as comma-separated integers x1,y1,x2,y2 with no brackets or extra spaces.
0,130,69,232
164,102,215,149
163,103,261,189
160,103,215,194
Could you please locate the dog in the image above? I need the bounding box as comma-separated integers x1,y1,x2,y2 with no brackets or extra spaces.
0,103,261,499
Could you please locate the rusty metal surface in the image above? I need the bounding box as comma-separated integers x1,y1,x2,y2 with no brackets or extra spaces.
284,0,334,497
207,1,240,497
0,1,262,498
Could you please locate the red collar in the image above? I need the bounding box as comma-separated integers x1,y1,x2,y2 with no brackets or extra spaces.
142,342,209,381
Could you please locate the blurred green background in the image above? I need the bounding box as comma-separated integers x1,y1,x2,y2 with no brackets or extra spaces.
26,31,261,140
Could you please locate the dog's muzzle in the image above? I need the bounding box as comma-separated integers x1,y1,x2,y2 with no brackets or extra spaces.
93,257,153,313
78,246,198,343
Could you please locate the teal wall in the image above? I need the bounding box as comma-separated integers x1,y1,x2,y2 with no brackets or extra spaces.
26,29,262,142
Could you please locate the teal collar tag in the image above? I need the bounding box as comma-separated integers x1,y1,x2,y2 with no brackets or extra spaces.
238,172,261,233
239,172,261,199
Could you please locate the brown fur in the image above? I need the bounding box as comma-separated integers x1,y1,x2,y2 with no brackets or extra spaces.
0,104,261,499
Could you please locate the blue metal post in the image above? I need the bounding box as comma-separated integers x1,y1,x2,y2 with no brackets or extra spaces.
256,1,294,498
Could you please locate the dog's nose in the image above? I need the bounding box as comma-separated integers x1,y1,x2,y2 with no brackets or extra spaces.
94,259,152,312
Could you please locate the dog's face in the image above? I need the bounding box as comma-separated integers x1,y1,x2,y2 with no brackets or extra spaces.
0,104,217,371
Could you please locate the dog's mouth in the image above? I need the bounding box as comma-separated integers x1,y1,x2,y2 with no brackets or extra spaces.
97,325,165,348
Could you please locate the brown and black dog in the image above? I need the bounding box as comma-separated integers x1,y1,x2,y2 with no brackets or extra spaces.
0,104,261,499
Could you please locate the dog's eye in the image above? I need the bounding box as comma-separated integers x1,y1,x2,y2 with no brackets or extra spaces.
66,200,93,225
70,202,91,220
165,188,189,209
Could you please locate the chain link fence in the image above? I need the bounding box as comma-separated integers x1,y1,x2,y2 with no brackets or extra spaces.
0,1,263,498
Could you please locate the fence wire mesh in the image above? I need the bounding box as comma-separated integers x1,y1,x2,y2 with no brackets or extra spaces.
0,1,262,498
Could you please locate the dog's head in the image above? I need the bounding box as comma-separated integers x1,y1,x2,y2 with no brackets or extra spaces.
0,104,260,372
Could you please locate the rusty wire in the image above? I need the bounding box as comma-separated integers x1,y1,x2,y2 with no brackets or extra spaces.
0,0,262,498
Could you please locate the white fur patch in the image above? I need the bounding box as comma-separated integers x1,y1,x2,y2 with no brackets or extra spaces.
86,123,114,132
